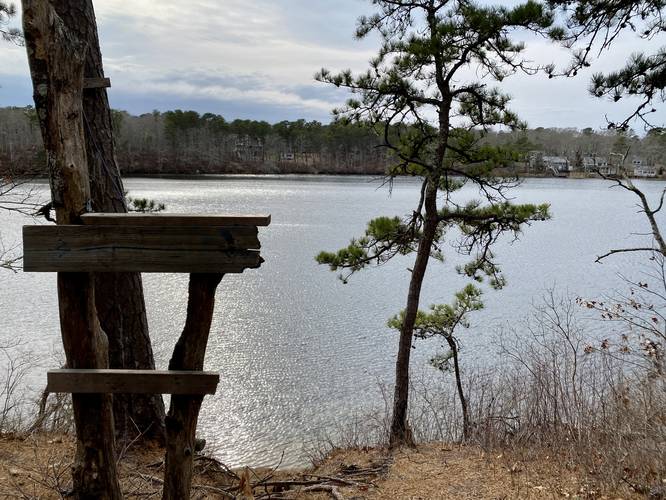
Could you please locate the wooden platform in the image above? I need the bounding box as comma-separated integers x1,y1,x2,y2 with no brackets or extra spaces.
46,369,220,395
29,212,269,400
22,213,270,273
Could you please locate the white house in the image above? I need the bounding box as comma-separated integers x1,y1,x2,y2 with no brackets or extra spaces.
582,156,608,172
634,164,658,177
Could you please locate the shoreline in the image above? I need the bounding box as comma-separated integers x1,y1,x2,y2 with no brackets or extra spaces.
16,171,666,183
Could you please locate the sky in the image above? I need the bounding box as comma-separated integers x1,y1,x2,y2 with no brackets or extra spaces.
0,0,665,130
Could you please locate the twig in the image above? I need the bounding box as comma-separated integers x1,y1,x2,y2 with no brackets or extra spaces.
301,485,344,500
257,484,345,500
130,472,236,499
249,450,284,487
303,474,364,487
116,418,154,465
194,455,240,480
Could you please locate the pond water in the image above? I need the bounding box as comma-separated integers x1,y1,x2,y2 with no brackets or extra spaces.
1,175,664,467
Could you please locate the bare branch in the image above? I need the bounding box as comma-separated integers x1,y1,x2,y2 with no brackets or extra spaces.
595,247,658,263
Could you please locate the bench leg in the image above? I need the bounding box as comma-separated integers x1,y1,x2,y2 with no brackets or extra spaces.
162,273,223,500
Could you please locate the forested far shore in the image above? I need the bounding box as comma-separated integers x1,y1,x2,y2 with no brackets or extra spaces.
2,105,666,177
0,106,388,176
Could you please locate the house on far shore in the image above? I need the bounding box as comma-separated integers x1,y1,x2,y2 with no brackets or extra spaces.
527,151,570,174
542,155,570,173
634,164,659,177
582,156,609,173
630,157,659,177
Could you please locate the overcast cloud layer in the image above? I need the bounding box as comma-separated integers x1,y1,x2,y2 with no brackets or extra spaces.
1,0,665,130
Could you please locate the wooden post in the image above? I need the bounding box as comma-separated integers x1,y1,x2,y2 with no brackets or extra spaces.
162,273,223,500
21,1,122,498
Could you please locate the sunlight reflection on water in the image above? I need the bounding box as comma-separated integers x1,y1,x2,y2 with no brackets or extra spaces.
1,175,664,467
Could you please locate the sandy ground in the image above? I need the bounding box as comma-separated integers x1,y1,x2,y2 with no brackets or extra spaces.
0,434,647,499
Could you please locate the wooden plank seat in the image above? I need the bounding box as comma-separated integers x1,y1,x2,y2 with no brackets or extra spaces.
28,213,269,407
22,213,271,273
47,369,219,395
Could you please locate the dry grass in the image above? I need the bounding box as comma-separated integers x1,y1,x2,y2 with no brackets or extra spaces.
0,434,655,499
0,433,240,499
361,444,644,499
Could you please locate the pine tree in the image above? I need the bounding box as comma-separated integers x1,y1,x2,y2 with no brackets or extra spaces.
316,0,553,446
388,284,484,441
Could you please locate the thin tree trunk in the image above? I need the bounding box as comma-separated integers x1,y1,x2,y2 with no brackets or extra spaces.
388,12,452,445
629,179,666,256
22,2,121,497
51,0,166,444
447,335,469,441
162,273,223,500
389,179,439,448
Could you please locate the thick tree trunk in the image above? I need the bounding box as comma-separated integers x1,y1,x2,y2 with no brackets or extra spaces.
22,2,122,497
162,273,223,500
389,179,439,448
59,274,121,499
51,0,166,444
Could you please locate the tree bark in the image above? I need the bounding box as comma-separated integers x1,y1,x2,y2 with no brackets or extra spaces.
389,179,439,448
22,2,121,497
162,273,223,500
50,0,166,444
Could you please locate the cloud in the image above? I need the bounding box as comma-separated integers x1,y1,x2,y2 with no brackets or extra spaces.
1,0,665,129
87,0,376,119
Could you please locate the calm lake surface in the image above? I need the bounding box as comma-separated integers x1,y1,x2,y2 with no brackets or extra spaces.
2,175,665,467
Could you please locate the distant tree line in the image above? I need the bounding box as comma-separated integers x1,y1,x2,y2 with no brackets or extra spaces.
0,106,389,175
485,126,666,169
2,105,666,176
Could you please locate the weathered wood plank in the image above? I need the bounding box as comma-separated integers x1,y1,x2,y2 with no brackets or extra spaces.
83,77,111,89
23,225,263,272
24,224,260,250
25,247,261,273
47,369,219,395
81,213,271,227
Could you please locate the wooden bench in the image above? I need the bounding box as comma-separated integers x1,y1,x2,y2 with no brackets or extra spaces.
24,212,270,396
